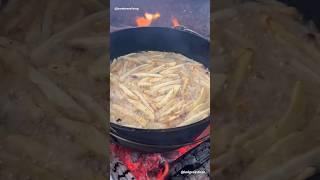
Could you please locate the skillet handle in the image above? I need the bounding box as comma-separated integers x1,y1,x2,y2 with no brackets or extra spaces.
173,25,209,41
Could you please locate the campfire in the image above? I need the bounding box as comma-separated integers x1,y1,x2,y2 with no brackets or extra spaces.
136,12,161,27
110,127,210,180
135,12,181,28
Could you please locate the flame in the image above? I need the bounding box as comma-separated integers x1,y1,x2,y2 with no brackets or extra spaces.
136,12,161,27
171,17,180,27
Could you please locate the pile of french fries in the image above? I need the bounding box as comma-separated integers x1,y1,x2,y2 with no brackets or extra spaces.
110,51,210,129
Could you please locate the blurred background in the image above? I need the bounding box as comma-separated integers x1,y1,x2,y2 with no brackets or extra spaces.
0,0,319,180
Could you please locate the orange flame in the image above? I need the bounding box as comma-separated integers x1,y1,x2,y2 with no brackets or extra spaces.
136,12,160,27
171,17,180,27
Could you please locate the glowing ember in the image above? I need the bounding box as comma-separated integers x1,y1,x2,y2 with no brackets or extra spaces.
136,12,161,27
111,126,211,179
171,17,180,27
111,144,167,180
157,162,169,180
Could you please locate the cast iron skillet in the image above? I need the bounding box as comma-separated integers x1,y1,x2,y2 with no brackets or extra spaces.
110,27,211,152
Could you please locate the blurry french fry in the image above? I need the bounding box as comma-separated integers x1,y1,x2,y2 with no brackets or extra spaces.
133,90,155,113
143,90,157,97
158,99,176,114
157,89,174,108
121,61,128,75
135,116,148,127
111,104,147,126
165,62,177,66
151,79,181,92
159,115,179,122
153,95,166,103
127,99,154,121
179,108,210,127
110,73,118,84
164,73,180,78
148,77,162,83
132,73,163,78
161,101,182,117
120,64,151,81
160,64,185,74
148,64,166,73
138,77,150,86
192,87,206,108
138,82,152,87
200,80,210,88
182,78,189,93
158,85,180,94
119,83,138,100
190,102,209,114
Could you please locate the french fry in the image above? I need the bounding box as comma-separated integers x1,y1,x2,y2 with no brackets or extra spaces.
120,64,151,81
161,101,182,117
159,115,179,122
110,73,118,84
182,78,189,93
131,73,163,78
164,73,180,78
158,85,180,94
137,77,150,86
151,79,181,92
118,83,138,100
154,95,166,102
158,99,176,114
111,51,210,129
192,87,206,108
157,89,175,108
178,108,210,127
148,77,162,83
127,99,154,121
165,62,177,66
133,90,155,114
148,64,166,73
111,104,148,127
160,64,185,74
190,102,209,114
